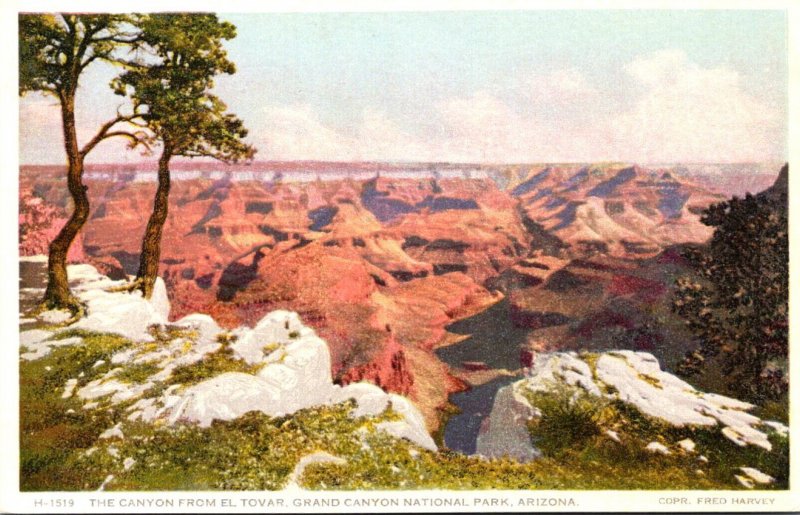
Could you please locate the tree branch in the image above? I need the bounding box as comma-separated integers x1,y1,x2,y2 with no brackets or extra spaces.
76,21,104,62
79,111,147,157
60,14,76,35
181,148,248,164
181,149,221,160
79,51,103,72
91,130,153,155
102,130,148,146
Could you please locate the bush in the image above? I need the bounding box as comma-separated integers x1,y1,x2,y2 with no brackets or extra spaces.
523,385,612,455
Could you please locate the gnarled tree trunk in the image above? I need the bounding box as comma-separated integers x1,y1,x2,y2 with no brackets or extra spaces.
43,91,88,309
136,143,172,298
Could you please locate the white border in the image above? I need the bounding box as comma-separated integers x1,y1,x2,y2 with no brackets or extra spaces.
2,1,799,513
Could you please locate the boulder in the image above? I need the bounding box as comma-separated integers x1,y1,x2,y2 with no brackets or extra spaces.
67,263,170,341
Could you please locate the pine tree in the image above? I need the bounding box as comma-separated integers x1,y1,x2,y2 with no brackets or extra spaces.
19,14,148,311
113,14,254,298
673,165,788,402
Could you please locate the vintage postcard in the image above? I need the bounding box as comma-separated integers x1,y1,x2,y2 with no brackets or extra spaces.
3,0,799,512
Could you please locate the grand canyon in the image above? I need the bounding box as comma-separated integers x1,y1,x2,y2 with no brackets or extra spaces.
18,161,783,445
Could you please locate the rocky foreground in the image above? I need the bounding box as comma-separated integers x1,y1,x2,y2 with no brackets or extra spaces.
477,352,788,489
19,259,788,490
20,259,434,490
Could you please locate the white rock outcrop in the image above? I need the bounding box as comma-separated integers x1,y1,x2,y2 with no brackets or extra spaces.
144,310,436,451
645,441,671,455
19,260,171,346
477,351,788,461
20,263,435,452
68,264,170,341
739,467,775,485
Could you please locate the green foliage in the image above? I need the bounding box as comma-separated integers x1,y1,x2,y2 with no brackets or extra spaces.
168,345,262,386
19,14,141,96
302,434,722,491
673,165,788,405
65,394,737,491
115,362,160,383
755,399,789,424
524,385,611,455
73,401,404,491
518,384,788,491
31,331,133,390
113,13,255,163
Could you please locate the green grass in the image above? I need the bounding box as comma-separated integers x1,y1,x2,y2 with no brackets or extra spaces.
19,328,789,492
26,330,134,392
518,385,788,490
20,331,135,490
115,362,161,383
168,345,263,386
754,398,789,424
72,401,405,490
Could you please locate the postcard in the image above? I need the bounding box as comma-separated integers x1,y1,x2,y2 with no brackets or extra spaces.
3,0,799,512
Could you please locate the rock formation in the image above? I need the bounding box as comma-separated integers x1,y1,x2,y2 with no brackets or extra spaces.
17,162,779,430
477,351,788,461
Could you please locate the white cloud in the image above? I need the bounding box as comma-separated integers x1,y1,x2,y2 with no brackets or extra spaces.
432,81,601,162
20,51,785,164
625,49,688,87
255,104,357,161
435,91,538,162
356,108,434,161
428,54,784,163
527,68,600,107
609,49,783,162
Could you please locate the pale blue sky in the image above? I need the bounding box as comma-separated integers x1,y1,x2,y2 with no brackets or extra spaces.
19,10,788,164
217,10,787,123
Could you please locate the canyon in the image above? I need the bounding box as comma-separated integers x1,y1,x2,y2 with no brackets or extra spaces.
19,161,781,436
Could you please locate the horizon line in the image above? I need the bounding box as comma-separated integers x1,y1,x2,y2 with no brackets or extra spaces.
18,159,788,168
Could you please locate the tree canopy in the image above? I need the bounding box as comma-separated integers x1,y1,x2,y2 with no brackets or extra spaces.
113,13,254,162
20,14,138,94
109,13,254,298
673,165,788,403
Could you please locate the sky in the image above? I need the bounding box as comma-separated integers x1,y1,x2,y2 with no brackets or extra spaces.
18,9,789,164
